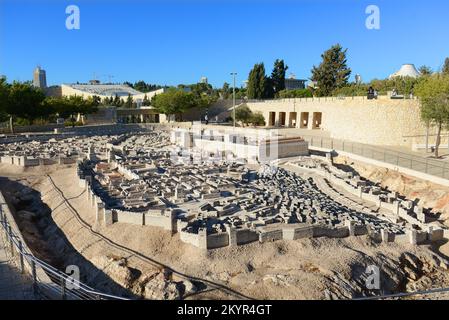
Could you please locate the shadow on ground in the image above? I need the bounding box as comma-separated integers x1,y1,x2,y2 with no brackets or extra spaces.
0,177,138,299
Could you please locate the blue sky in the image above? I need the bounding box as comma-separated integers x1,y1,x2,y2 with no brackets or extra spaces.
1,0,448,87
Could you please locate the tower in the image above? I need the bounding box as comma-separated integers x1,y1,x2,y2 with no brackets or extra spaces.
33,66,47,89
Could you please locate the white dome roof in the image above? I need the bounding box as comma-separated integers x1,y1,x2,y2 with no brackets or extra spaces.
389,64,420,79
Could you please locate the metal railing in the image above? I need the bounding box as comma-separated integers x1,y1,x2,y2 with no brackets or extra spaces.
0,207,129,300
293,135,449,180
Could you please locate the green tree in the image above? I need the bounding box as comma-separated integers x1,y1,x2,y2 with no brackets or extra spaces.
234,104,253,126
250,111,265,126
130,80,164,93
44,95,98,125
419,65,433,76
271,59,288,95
264,77,275,99
221,82,230,99
311,44,352,96
125,94,134,108
235,87,247,99
190,82,215,97
278,88,313,98
247,63,267,100
331,83,369,97
101,97,110,106
5,82,46,132
443,58,449,75
113,94,123,107
0,78,9,123
151,89,197,121
143,94,150,106
89,95,102,107
414,74,449,158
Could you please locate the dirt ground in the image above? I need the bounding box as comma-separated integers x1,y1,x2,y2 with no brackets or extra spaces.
1,163,449,300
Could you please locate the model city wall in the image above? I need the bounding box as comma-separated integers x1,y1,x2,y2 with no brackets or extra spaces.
76,163,444,250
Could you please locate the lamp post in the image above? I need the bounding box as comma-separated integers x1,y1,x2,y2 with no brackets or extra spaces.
230,72,237,130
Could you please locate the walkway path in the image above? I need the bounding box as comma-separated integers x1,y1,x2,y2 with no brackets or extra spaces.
0,235,36,300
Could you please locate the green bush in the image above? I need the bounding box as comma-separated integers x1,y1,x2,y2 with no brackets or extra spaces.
64,120,84,127
250,112,265,126
332,84,369,97
235,104,253,126
278,89,313,98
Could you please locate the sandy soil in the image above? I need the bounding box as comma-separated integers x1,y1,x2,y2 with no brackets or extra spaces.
1,163,449,300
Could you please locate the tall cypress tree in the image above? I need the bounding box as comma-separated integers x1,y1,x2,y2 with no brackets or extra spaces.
247,63,267,100
271,59,288,95
311,44,351,96
125,94,133,108
113,94,121,107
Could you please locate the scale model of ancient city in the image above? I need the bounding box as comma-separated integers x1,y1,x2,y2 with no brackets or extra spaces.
2,61,449,300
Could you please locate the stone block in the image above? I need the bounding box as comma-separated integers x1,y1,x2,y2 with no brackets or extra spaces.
104,209,113,226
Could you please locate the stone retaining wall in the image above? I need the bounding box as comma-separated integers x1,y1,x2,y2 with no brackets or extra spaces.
245,97,425,147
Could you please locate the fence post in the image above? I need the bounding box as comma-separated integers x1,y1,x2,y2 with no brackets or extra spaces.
31,260,38,295
8,225,14,256
18,240,24,273
0,208,4,236
61,276,67,300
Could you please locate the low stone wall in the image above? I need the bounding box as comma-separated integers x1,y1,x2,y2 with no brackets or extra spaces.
282,225,314,240
259,228,283,243
207,232,230,249
235,228,259,245
144,212,175,232
78,168,176,233
0,124,64,134
180,230,200,248
0,155,76,167
115,210,143,225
